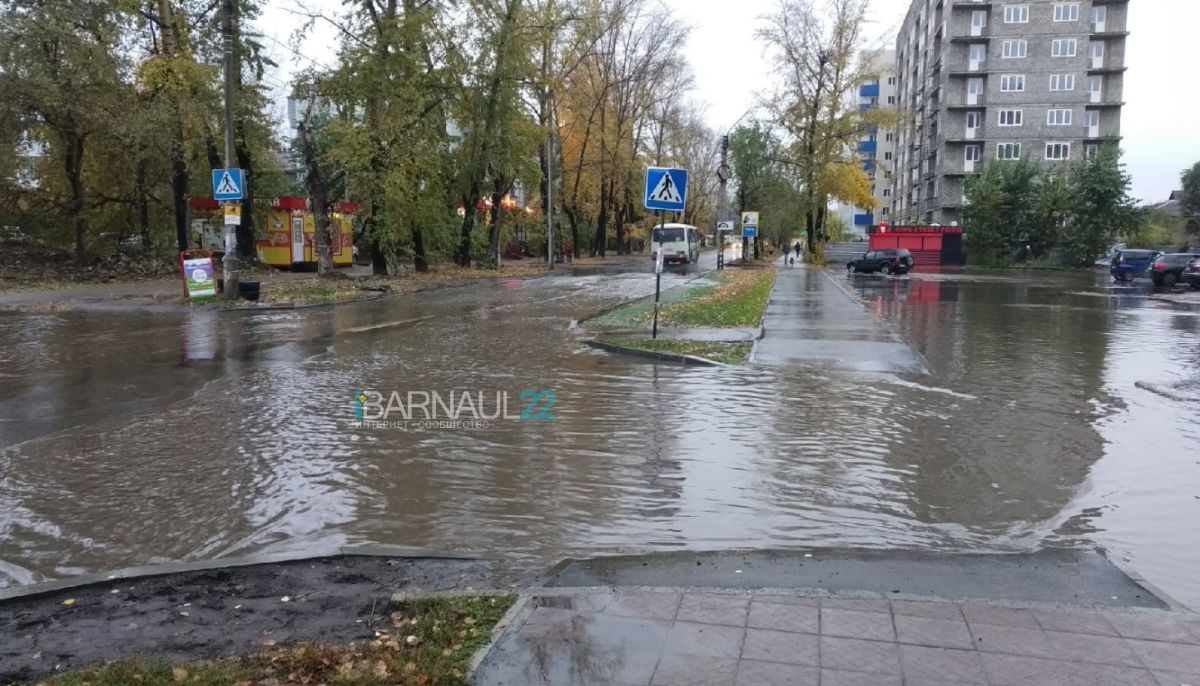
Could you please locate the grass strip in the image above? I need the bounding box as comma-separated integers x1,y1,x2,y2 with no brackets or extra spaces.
44,595,514,686
660,269,776,328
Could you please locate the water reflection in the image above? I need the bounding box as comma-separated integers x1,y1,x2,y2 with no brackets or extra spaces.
0,268,1198,609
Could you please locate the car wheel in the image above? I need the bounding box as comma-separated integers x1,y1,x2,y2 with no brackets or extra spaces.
882,264,893,276
1163,273,1179,288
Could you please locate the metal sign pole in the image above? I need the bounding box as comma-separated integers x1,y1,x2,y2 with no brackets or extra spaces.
652,210,664,340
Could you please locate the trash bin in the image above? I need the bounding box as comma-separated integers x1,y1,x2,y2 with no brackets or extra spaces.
238,281,260,301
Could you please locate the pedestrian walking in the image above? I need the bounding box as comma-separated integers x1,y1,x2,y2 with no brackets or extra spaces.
793,241,802,260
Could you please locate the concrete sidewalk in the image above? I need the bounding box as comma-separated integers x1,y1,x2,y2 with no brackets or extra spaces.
753,266,925,374
474,589,1200,685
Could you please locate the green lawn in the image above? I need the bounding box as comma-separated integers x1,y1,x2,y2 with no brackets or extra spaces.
607,338,753,365
46,595,514,686
660,269,776,328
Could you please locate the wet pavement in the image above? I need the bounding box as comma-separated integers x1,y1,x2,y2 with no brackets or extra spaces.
754,267,925,373
474,589,1200,686
1,262,1199,614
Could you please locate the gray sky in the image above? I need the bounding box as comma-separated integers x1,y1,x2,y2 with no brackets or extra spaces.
259,0,1198,203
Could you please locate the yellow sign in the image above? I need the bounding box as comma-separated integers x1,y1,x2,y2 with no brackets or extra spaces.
223,204,242,226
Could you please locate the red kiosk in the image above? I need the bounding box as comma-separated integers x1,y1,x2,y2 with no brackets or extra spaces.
869,223,966,269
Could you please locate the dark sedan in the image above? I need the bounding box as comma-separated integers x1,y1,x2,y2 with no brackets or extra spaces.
1183,258,1200,290
848,249,913,275
1150,253,1200,288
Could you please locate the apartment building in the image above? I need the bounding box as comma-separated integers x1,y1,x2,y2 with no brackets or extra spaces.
847,51,899,236
893,0,1128,226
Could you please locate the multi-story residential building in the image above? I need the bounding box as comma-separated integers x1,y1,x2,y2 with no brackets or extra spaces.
893,0,1128,226
848,51,899,237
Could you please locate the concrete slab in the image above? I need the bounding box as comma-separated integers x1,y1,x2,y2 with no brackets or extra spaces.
753,268,925,374
543,549,1170,610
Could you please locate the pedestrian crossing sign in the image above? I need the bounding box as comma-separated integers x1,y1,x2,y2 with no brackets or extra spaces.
212,168,244,201
644,167,689,212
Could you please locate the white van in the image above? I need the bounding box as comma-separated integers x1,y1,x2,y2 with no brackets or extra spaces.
651,223,700,265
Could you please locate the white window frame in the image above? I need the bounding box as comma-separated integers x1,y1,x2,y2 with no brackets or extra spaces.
1089,41,1105,59
972,10,988,28
1002,40,1028,58
1087,75,1103,93
1051,38,1078,57
966,111,982,128
1003,5,1030,23
1000,74,1026,92
1046,109,1073,126
967,78,985,95
998,109,1024,127
969,44,987,62
1045,142,1071,161
1085,110,1100,127
997,142,1022,160
1049,74,1076,91
1092,6,1108,25
1053,3,1080,22
965,145,982,162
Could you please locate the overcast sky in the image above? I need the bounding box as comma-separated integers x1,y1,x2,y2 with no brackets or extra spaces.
259,0,1198,203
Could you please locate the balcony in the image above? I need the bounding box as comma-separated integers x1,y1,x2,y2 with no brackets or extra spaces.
862,160,877,173
860,83,881,98
859,140,878,154
950,1,993,8
853,213,875,227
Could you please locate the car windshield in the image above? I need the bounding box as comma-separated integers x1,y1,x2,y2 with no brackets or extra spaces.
1121,250,1156,260
652,227,684,243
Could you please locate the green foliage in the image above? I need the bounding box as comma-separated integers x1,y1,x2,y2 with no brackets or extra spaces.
1180,161,1200,235
728,122,806,247
962,148,1140,267
961,157,1039,265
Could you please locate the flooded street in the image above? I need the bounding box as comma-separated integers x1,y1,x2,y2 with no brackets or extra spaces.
2,262,1199,610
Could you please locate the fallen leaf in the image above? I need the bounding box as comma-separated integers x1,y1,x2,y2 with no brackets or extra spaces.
405,635,422,646
62,599,75,607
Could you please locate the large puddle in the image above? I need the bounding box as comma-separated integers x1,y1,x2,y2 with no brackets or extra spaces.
1,264,1198,609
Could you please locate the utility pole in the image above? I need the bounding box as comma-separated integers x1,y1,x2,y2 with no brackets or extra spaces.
546,125,554,270
221,0,239,297
716,135,730,270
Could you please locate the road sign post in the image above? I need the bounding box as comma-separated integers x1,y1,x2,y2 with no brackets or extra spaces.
652,211,665,340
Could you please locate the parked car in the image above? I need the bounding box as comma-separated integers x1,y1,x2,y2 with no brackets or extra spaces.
848,249,913,275
1150,253,1200,288
1183,258,1200,290
1109,249,1163,282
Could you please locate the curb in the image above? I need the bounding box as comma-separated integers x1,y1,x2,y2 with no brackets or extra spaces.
465,594,537,680
583,339,729,367
0,544,482,604
575,265,719,327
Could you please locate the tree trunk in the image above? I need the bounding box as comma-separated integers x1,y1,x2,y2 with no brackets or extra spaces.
488,178,504,268
64,134,86,263
235,141,255,261
298,120,334,275
412,223,428,272
136,160,151,250
457,194,478,267
593,182,609,257
158,0,191,254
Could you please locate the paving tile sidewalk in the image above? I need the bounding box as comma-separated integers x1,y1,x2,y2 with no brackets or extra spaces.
753,266,925,373
473,590,1200,686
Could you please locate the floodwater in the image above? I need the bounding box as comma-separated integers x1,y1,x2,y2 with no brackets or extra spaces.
1,259,1199,610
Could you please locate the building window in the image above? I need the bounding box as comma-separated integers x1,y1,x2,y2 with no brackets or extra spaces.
1088,75,1103,94
888,95,896,104
1086,110,1100,129
968,78,984,95
1085,144,1099,159
965,145,981,162
1089,41,1105,59
1000,74,1026,92
1047,109,1072,126
1003,5,1029,23
997,142,1022,160
972,10,988,28
998,109,1024,126
969,44,987,63
888,76,896,85
885,132,894,142
1092,6,1107,26
1053,3,1080,21
1045,142,1071,160
1049,74,1076,91
1002,40,1028,58
883,189,891,197
1051,38,1078,57
884,152,893,161
966,111,981,128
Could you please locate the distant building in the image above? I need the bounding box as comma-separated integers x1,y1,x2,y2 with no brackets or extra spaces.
893,0,1129,226
849,50,898,238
